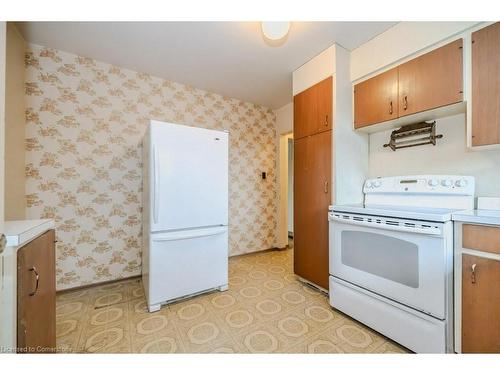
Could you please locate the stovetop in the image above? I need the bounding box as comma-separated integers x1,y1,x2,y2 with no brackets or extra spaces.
330,204,467,223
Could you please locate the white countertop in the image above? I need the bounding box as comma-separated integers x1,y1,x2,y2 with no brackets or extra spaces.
452,209,500,226
4,219,55,247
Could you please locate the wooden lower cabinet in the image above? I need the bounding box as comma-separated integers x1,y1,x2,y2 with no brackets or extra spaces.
17,229,56,353
461,254,500,353
293,131,331,290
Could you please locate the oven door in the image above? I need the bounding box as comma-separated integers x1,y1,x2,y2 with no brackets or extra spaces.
329,212,451,319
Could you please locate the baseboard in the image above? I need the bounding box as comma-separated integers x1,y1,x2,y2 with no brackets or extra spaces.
56,274,141,294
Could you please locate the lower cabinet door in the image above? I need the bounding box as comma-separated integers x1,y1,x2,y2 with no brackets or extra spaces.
17,229,56,353
462,254,500,353
293,131,331,290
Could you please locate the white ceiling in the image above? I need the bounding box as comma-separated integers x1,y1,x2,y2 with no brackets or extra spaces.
16,22,397,109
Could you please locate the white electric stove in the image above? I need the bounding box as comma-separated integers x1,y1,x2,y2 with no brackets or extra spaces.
328,175,475,354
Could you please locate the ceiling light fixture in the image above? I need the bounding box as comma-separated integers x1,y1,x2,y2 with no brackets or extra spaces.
261,22,291,41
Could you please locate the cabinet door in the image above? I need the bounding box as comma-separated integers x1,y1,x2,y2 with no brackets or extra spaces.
294,131,331,290
17,229,56,353
471,22,500,146
354,68,398,128
462,254,500,353
294,76,332,140
398,39,463,117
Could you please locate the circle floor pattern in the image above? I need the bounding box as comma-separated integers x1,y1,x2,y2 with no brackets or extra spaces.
90,307,124,326
225,310,254,328
136,315,168,335
140,337,177,353
243,330,279,353
255,299,282,315
177,303,205,320
278,316,309,338
336,324,373,348
187,322,220,345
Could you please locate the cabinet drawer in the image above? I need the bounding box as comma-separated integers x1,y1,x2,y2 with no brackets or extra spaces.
462,224,500,255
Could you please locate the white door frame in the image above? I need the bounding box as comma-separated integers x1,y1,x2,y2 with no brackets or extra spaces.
277,132,293,249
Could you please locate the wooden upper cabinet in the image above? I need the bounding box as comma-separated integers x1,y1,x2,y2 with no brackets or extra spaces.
353,39,464,128
461,254,500,353
354,68,398,128
471,22,500,146
398,39,463,117
294,76,332,139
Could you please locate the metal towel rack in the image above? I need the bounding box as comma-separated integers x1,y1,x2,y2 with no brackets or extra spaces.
383,121,443,151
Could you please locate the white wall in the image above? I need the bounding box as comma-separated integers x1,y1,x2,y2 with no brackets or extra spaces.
332,45,368,204
293,46,335,95
275,102,293,135
369,114,500,198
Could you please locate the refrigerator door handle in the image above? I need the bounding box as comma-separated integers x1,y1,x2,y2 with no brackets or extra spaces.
153,145,159,224
153,227,227,242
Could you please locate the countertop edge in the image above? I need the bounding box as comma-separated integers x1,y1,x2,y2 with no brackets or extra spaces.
5,219,55,248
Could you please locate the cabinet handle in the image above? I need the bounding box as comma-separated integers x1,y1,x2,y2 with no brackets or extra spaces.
29,266,40,296
471,263,477,284
389,101,393,115
324,181,329,193
324,115,329,127
403,96,408,110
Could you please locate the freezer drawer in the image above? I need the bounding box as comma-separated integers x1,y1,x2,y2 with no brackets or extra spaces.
147,226,228,310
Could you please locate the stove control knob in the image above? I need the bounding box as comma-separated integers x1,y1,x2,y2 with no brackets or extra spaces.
373,180,382,188
441,179,453,187
455,179,467,188
428,178,439,187
366,181,373,188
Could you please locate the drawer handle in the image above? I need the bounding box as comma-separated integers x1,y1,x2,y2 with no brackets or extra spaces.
471,263,477,284
324,114,329,127
389,100,393,115
403,96,408,110
324,181,329,194
29,267,40,296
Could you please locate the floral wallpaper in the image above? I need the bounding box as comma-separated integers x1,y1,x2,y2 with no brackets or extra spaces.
25,44,278,291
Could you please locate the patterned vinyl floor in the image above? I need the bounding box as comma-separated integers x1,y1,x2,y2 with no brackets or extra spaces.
55,246,409,353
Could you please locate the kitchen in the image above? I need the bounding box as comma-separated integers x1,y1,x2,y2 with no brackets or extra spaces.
0,2,499,372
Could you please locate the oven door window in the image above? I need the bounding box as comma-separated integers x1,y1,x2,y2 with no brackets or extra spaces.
341,230,419,288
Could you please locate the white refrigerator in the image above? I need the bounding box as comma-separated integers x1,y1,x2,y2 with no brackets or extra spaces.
142,120,229,312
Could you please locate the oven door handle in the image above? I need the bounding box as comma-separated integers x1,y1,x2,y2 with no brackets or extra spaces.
328,214,442,236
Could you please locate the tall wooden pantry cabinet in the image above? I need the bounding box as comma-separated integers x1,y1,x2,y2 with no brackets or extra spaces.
292,45,368,291
293,77,332,289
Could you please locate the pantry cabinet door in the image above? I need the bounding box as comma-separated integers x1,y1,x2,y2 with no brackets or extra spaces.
354,68,399,128
471,22,500,146
294,131,331,290
461,254,500,353
17,230,56,353
294,76,332,139
398,39,463,117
